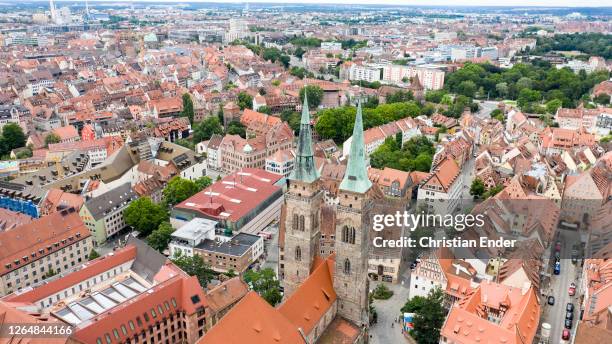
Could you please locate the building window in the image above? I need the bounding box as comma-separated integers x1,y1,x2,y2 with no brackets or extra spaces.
295,246,302,261
292,213,298,230
342,226,356,244
344,259,351,275
299,215,305,231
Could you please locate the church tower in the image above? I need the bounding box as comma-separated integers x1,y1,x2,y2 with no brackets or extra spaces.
282,95,323,298
334,100,372,326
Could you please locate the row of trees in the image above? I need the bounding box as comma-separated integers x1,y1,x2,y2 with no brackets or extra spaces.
444,62,609,112
531,33,612,59
315,101,425,144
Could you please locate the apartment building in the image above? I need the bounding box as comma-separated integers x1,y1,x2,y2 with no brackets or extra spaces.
2,238,212,344
341,62,382,83
210,121,293,174
440,281,540,344
382,64,445,90
417,156,463,215
0,208,93,296
80,183,138,245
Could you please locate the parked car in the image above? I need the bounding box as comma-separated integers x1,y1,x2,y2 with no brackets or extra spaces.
566,311,573,320
566,303,574,312
554,261,561,275
547,296,555,305
565,319,572,329
569,283,576,296
562,329,571,341
555,241,562,252
410,262,417,270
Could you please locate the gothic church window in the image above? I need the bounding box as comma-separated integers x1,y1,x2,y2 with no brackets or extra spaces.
295,246,302,261
344,259,351,274
299,215,305,231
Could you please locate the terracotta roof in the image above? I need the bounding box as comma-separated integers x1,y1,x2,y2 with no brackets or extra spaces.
206,277,249,313
0,301,68,344
175,168,282,223
278,255,337,335
197,292,305,344
0,209,91,277
52,125,79,141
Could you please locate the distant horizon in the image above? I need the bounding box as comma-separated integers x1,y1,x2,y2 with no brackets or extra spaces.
39,0,611,9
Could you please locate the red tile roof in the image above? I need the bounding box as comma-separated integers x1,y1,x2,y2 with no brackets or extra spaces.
0,209,91,277
175,168,282,223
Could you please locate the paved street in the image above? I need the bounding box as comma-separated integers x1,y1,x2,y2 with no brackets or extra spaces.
541,228,581,344
475,100,499,118
369,269,412,344
262,222,280,275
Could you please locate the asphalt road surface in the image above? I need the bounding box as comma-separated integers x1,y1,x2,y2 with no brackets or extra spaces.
541,229,581,344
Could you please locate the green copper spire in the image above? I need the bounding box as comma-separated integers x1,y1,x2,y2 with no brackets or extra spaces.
339,99,372,194
289,93,320,183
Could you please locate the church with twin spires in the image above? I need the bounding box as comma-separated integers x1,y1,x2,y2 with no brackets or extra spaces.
199,95,375,344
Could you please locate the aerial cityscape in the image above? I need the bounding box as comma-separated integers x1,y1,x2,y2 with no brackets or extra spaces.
0,1,610,344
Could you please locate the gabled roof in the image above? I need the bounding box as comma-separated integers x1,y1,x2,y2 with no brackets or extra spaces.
278,255,337,335
198,292,306,344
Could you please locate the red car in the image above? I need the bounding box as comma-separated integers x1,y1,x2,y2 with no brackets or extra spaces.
568,283,576,296
562,329,570,340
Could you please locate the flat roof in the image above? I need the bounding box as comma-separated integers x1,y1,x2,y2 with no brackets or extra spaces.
196,233,260,257
171,218,218,241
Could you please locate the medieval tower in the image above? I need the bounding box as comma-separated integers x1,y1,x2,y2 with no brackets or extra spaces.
281,94,324,297
333,100,372,326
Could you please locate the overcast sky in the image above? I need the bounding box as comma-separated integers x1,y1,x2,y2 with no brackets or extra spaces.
111,0,607,7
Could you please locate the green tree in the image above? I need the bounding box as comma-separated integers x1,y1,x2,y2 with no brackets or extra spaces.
546,99,563,114
172,254,216,287
457,80,477,98
386,90,414,104
88,249,101,261
181,93,195,124
194,176,213,191
147,221,175,252
372,283,394,300
124,197,169,236
175,138,195,151
593,93,610,105
193,117,223,143
294,46,306,58
2,123,26,152
45,133,61,147
299,85,324,109
470,178,485,198
403,287,445,344
226,120,246,138
257,105,272,114
237,92,253,110
425,90,447,104
483,185,504,199
244,268,282,306
163,177,200,206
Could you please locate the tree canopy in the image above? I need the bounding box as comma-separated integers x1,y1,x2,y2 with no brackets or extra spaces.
147,221,175,252
192,117,223,143
244,268,283,306
0,123,26,156
299,85,324,109
181,93,195,124
315,101,423,144
401,287,446,344
237,92,253,110
124,197,169,236
172,254,216,287
444,62,609,111
370,136,435,173
163,176,201,206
